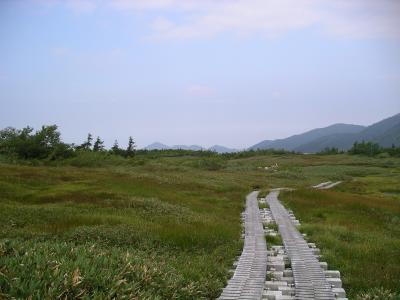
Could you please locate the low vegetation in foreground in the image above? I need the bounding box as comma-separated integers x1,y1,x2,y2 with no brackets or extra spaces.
0,136,399,299
280,175,400,298
0,159,262,299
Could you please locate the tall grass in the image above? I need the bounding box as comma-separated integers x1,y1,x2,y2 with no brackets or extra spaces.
280,188,400,299
1,153,399,299
0,157,252,299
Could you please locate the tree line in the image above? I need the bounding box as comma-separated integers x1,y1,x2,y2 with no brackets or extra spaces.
1,125,399,161
318,141,400,157
0,125,136,160
348,141,400,157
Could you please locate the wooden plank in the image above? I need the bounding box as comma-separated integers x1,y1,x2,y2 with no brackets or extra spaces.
218,191,267,300
266,191,335,300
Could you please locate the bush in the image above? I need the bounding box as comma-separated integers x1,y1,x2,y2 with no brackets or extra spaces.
64,151,126,167
222,149,295,159
376,152,391,159
0,125,74,160
349,141,381,156
387,145,400,157
193,158,227,171
349,141,400,157
317,147,341,155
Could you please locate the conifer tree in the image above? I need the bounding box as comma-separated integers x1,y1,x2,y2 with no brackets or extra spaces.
93,136,104,152
126,136,135,157
80,133,93,150
111,140,120,153
111,139,124,155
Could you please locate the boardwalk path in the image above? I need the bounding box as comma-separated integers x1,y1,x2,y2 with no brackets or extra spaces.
218,191,268,300
266,191,335,300
312,181,342,190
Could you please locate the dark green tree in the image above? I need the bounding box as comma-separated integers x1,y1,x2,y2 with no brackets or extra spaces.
318,147,340,155
349,141,381,156
126,136,135,157
0,125,73,159
110,140,126,156
111,140,120,153
0,127,22,155
93,136,104,152
387,144,400,157
79,133,93,151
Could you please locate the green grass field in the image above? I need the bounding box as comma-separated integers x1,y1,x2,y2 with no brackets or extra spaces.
280,186,400,298
1,153,399,299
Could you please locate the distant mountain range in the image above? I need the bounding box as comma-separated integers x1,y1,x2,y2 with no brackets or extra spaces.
208,145,238,153
145,142,204,151
144,113,400,154
250,113,400,152
144,142,238,153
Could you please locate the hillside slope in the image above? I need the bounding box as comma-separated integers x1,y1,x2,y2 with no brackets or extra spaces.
357,113,400,147
252,113,400,152
250,124,365,151
296,113,400,152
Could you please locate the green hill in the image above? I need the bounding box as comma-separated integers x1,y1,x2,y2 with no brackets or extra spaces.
251,113,400,153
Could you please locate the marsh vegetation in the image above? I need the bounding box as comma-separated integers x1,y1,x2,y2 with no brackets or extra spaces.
0,144,399,299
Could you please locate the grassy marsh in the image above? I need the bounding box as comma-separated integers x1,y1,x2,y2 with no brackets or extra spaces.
280,187,400,298
1,153,399,299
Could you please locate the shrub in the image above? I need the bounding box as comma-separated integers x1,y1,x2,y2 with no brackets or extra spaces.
349,141,381,156
348,141,400,157
65,151,125,167
194,158,227,171
317,147,341,155
0,125,74,160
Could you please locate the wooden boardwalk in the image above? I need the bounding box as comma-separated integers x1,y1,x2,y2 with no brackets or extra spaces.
266,191,335,300
218,191,267,300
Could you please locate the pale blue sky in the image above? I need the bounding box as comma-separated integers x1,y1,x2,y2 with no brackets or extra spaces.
1,0,400,148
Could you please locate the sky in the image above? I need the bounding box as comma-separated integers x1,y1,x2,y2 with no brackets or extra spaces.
1,0,400,149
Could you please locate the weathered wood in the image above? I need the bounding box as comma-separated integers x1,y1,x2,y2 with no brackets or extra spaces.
219,191,267,300
266,191,335,300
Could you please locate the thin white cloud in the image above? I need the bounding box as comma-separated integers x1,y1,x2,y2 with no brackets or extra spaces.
110,0,400,40
318,0,400,39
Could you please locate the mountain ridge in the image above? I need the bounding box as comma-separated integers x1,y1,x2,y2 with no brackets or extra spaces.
251,113,400,152
250,123,365,151
144,113,400,154
143,143,238,153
